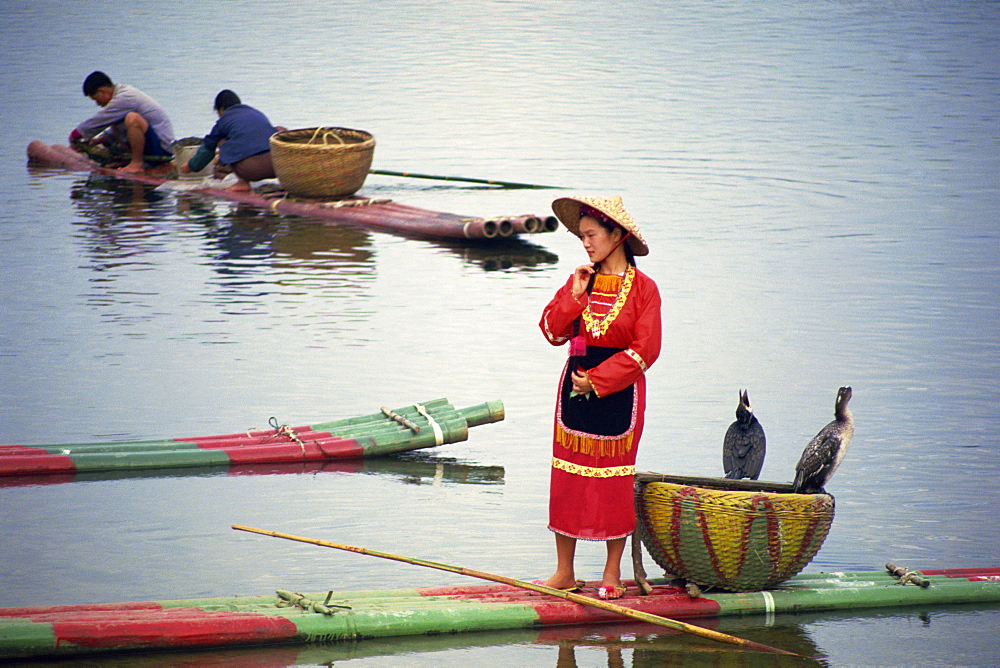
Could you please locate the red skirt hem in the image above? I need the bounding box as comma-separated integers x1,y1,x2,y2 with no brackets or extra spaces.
548,526,634,541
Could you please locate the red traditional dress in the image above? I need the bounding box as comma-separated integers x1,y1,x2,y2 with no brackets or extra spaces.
539,266,662,540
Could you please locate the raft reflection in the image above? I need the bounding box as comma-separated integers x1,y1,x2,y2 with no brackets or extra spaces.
18,607,834,667
0,452,504,489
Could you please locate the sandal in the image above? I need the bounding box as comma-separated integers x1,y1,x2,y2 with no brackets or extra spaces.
597,584,627,600
532,579,585,593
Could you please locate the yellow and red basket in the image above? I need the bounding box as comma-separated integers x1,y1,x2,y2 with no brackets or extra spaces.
635,474,835,592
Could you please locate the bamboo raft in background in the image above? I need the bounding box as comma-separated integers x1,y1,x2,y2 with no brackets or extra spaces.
26,141,559,240
0,398,504,478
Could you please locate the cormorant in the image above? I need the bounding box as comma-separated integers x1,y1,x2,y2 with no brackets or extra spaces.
793,386,854,494
723,390,766,480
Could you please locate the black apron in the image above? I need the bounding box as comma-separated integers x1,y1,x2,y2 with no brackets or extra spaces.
560,345,634,437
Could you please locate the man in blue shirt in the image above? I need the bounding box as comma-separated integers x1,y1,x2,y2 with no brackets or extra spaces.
180,90,280,192
70,71,175,173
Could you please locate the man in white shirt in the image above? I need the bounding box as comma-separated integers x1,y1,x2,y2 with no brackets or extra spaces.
69,71,175,173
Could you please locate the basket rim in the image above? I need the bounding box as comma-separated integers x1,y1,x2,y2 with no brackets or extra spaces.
635,471,833,498
270,126,374,148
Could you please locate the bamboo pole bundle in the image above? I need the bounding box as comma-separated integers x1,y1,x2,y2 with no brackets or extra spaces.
0,401,504,476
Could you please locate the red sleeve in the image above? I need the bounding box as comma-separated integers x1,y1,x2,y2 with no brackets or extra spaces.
539,274,586,347
587,274,661,397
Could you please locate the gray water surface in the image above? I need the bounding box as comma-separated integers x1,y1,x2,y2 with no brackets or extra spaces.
1,1,998,664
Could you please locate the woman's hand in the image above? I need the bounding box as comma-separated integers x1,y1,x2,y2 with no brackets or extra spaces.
571,369,594,394
571,264,595,302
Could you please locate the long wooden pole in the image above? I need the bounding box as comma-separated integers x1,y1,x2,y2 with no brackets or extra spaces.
369,168,561,190
231,524,802,657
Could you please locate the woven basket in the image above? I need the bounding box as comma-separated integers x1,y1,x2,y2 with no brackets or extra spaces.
269,127,375,198
636,478,834,592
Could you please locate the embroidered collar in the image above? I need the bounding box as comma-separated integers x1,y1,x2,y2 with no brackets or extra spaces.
581,265,635,338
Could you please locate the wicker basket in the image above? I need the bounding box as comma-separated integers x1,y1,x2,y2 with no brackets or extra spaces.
269,127,375,198
636,476,834,592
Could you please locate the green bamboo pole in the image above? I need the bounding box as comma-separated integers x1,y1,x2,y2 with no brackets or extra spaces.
369,169,561,190
232,525,804,657
456,400,505,427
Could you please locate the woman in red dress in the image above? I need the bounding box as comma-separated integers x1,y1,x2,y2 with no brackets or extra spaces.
538,195,661,600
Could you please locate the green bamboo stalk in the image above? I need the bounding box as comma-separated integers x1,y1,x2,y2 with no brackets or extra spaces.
456,400,505,427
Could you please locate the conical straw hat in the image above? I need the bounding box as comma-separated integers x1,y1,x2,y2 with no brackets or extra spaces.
551,195,649,256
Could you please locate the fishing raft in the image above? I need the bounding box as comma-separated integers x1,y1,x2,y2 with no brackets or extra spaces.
26,140,560,240
1,566,998,660
0,398,503,478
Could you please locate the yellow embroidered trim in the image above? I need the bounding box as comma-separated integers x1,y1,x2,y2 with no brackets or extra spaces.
581,266,634,338
624,348,647,372
551,457,635,478
555,423,634,457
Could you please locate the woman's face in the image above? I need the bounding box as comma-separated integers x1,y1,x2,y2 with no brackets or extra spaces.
578,216,622,263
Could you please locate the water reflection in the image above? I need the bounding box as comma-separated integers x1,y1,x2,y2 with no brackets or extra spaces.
67,173,557,282
435,237,559,271
19,613,823,667
0,452,504,489
69,175,173,264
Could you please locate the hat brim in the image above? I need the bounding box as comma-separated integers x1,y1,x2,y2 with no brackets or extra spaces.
551,196,649,256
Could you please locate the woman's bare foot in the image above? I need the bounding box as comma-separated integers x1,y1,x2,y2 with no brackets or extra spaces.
120,161,144,173
597,582,627,600
538,573,579,591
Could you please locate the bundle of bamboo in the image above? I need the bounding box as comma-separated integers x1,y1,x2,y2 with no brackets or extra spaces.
0,399,504,478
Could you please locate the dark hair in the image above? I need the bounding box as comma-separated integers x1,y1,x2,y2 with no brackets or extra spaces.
83,71,113,96
581,207,637,267
214,89,241,112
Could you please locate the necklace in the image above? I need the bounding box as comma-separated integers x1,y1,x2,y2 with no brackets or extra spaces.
581,266,634,338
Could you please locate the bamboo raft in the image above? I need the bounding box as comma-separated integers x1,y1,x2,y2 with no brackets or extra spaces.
0,398,503,478
25,141,560,240
1,566,997,660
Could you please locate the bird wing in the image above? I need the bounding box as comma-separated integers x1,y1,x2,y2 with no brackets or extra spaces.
793,428,838,492
722,422,740,473
743,421,766,479
723,421,766,479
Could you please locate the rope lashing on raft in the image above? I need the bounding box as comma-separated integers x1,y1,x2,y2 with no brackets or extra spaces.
268,195,286,213
886,562,931,588
258,191,389,211
318,197,391,208
275,589,352,615
381,406,421,433
246,418,307,456
415,403,444,446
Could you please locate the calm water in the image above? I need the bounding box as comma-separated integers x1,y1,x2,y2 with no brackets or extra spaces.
2,1,999,665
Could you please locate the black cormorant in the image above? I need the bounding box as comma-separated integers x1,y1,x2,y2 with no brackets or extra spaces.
723,390,766,480
793,386,854,494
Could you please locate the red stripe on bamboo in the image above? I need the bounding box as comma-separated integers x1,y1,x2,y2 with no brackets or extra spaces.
0,449,76,475
49,608,298,650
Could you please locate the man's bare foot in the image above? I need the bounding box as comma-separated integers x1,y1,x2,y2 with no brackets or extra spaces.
120,161,144,173
225,180,252,192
